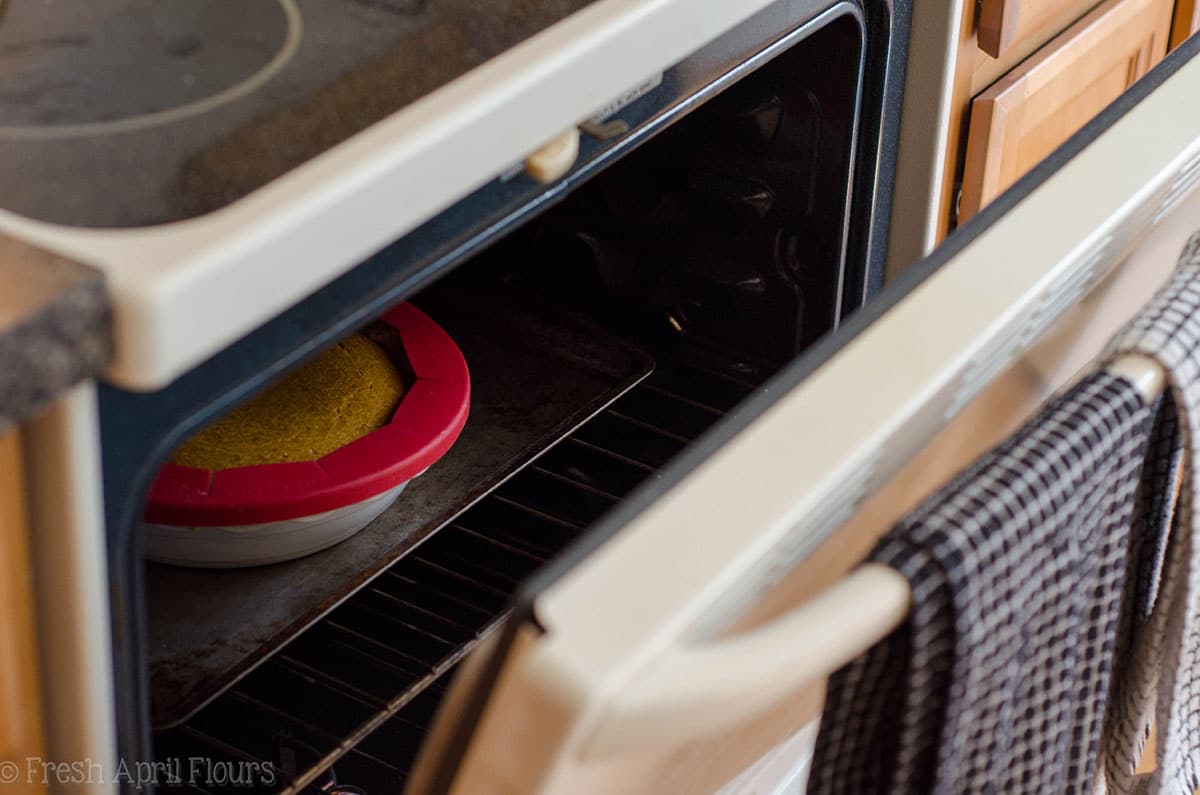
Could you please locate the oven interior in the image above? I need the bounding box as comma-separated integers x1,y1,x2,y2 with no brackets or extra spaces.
144,16,864,793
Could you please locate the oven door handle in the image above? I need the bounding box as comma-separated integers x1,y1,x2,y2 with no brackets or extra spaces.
578,563,910,758
574,353,1169,759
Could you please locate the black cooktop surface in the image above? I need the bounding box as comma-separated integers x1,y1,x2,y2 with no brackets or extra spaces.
0,0,596,228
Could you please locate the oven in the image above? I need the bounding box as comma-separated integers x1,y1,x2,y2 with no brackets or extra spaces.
55,0,910,791
6,0,1200,793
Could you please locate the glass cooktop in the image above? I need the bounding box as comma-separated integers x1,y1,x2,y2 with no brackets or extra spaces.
0,0,596,228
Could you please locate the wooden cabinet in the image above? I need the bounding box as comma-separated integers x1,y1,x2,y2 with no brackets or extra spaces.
979,0,1094,58
916,0,1193,243
1173,0,1200,49
959,0,1172,220
0,431,46,790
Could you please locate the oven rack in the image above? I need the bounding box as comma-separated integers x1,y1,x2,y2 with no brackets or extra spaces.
93,1,899,770
152,354,764,794
145,285,654,728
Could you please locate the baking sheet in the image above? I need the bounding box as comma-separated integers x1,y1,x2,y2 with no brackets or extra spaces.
146,287,653,727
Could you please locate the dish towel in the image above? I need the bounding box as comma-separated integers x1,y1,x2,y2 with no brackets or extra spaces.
1100,229,1200,794
808,370,1155,795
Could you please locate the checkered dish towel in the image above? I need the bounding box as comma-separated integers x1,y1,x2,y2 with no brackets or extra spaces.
808,370,1155,795
1101,230,1200,795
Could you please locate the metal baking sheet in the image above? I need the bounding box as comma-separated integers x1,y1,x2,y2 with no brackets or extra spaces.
146,288,653,727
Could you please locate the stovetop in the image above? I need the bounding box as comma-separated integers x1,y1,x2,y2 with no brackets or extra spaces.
0,0,816,388
0,0,595,228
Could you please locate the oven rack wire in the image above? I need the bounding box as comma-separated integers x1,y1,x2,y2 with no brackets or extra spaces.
153,354,763,794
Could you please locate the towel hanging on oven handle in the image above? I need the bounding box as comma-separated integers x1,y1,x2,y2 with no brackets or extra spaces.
572,354,1165,760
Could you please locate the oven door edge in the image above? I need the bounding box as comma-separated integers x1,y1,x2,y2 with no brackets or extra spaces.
409,24,1200,795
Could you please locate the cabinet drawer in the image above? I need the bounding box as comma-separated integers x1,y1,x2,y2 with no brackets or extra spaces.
961,0,1172,220
978,0,1095,58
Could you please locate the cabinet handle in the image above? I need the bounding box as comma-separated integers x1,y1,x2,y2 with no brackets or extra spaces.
578,563,911,758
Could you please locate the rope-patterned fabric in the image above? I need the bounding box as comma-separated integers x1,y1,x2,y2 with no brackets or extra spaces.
1102,230,1200,795
809,371,1154,795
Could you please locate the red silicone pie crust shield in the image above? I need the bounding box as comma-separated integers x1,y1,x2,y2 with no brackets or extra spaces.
144,303,470,526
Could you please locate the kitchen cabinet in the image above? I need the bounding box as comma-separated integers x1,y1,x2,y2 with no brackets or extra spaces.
901,0,1190,244
0,232,112,792
978,0,1096,57
960,0,1173,220
1174,0,1200,48
0,430,46,792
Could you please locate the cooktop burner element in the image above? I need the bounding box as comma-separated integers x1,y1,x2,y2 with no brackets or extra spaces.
0,0,300,138
0,0,597,228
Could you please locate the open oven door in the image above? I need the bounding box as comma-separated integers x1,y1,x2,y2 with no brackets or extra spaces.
404,35,1200,795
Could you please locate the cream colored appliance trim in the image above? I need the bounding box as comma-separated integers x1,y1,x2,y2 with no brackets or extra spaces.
23,384,118,794
884,0,965,275
590,353,1163,754
519,52,1200,763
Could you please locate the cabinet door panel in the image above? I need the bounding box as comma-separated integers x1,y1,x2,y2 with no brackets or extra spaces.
1172,0,1200,50
961,0,1172,220
978,0,1095,58
0,431,45,789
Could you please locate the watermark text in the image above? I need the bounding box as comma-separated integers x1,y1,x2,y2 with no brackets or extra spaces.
0,757,277,789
